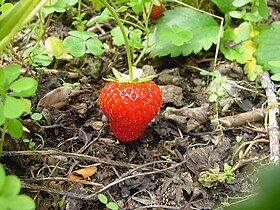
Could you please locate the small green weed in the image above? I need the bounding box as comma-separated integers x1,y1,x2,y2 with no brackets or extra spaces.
0,64,38,157
98,193,119,210
200,69,231,114
199,163,235,187
0,164,36,210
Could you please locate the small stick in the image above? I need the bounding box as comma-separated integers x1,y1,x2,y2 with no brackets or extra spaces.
218,108,263,127
259,71,280,162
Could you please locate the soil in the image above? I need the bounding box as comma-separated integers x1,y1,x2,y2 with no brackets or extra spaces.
1,1,280,210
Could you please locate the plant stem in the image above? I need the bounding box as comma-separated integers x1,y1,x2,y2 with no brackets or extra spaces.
0,121,8,160
97,0,133,80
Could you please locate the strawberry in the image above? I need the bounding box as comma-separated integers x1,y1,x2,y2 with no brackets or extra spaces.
147,0,163,19
100,78,162,142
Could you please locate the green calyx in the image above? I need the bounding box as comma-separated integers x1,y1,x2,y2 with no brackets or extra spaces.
104,68,156,83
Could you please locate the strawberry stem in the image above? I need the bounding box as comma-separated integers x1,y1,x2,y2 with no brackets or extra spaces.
97,0,133,81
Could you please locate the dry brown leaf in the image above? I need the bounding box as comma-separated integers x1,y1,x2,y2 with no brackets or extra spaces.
69,166,97,180
37,86,72,111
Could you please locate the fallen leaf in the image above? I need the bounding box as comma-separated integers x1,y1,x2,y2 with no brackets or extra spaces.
69,166,97,180
37,86,72,111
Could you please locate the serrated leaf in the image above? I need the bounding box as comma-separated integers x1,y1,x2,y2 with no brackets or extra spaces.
148,7,220,57
211,0,236,14
85,38,103,56
254,24,280,74
111,26,129,46
129,28,142,49
7,119,23,138
3,96,25,119
160,25,193,46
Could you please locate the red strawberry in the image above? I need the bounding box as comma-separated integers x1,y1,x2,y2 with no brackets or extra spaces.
100,81,162,142
148,0,163,19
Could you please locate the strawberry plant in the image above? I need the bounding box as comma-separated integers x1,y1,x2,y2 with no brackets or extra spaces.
97,0,162,142
0,64,38,157
147,6,220,57
213,0,270,81
0,164,36,210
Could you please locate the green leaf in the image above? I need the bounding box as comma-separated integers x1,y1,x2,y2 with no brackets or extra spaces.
271,73,280,81
229,10,243,19
3,96,25,119
87,8,110,26
129,28,142,49
160,25,193,46
211,0,236,14
7,195,35,210
31,113,42,121
209,94,218,102
232,0,252,7
0,102,5,126
2,64,20,84
115,5,128,12
235,22,252,42
23,48,53,67
85,38,103,56
7,119,23,138
10,77,38,97
111,26,129,46
269,61,280,67
98,194,108,204
68,31,95,41
258,0,268,19
45,37,65,57
107,202,119,210
254,23,280,74
1,175,21,197
0,197,8,210
0,0,40,52
0,164,6,193
41,0,78,14
63,36,86,57
0,3,13,13
148,7,220,57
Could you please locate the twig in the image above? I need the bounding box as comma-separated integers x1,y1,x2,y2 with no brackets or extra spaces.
1,150,137,168
259,71,280,162
84,161,186,200
218,108,263,127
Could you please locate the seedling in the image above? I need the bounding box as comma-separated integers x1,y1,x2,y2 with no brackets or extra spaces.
200,69,231,114
23,139,36,150
98,193,119,210
199,163,235,187
0,164,36,210
0,64,38,157
235,135,242,144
